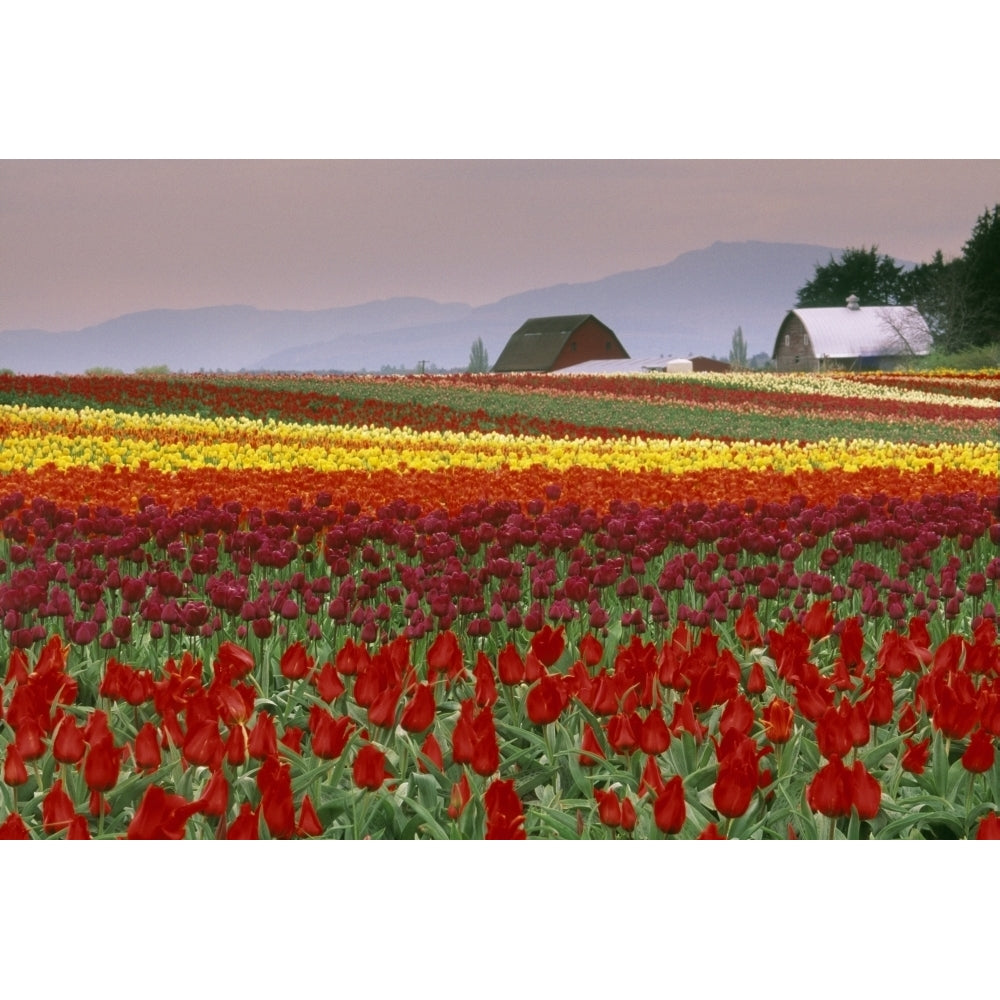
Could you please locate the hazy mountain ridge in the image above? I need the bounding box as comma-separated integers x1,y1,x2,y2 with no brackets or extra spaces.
0,241,845,374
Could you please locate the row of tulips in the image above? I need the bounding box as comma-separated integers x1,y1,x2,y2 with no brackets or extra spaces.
445,370,1000,418
2,402,997,479
0,489,996,658
2,601,999,839
1,371,995,441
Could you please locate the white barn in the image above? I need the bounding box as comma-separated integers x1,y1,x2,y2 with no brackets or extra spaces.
772,296,932,372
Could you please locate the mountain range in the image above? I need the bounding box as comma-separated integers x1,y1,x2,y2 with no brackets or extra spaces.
0,241,848,374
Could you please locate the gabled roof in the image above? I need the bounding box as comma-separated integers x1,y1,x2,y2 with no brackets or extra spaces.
492,314,625,372
779,304,932,358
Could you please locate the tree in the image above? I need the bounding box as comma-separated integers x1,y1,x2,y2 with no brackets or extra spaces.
905,250,973,353
467,337,490,373
874,305,931,357
728,326,747,369
795,246,908,308
960,204,1000,347
904,205,1000,353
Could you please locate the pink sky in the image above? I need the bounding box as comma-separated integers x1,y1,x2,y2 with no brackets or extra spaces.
2,159,997,332
2,9,995,333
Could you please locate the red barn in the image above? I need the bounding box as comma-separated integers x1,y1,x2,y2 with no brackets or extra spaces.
491,314,629,373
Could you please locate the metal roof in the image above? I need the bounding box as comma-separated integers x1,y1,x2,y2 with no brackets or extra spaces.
781,304,932,358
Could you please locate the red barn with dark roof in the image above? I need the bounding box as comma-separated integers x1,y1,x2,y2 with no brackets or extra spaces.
491,315,629,373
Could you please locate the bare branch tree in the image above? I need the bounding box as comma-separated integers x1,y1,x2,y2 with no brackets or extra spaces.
875,306,932,358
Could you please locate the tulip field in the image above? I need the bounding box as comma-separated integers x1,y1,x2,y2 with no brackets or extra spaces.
1,367,998,839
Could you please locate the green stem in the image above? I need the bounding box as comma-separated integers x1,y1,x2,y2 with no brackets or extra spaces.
965,770,977,837
543,722,556,773
353,788,372,840
280,678,296,728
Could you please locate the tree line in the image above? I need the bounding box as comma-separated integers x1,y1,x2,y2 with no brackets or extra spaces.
794,204,1000,355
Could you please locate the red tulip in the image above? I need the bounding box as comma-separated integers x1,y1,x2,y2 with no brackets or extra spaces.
653,775,686,834
419,732,444,772
14,718,45,761
578,632,603,667
698,822,727,840
258,755,296,838
308,706,355,759
448,774,471,820
578,724,605,766
470,707,500,777
42,778,78,835
962,729,996,773
312,661,346,702
353,743,390,791
525,673,566,726
133,722,161,771
975,811,1000,840
484,778,525,840
247,711,278,759
52,714,87,765
815,704,854,761
226,802,261,840
745,661,767,695
400,683,436,733
734,603,763,649
713,733,764,819
473,652,498,708
181,720,223,770
127,784,202,840
3,743,29,787
279,640,313,680
198,769,229,818
496,643,525,685
83,735,122,793
719,695,755,738
802,600,834,640
639,709,671,755
901,737,930,774
620,796,637,832
297,795,324,837
850,760,882,820
0,813,31,840
367,683,402,729
595,788,622,828
530,625,565,668
427,630,465,685
606,712,640,754
806,757,853,818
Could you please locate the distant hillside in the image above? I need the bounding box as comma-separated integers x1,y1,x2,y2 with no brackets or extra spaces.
0,299,474,375
0,241,845,374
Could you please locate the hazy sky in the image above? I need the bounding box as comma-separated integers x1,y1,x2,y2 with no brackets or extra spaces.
3,8,996,333
3,159,998,333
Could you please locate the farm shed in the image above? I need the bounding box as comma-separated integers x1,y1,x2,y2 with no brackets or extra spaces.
689,356,731,373
491,315,629,373
772,296,932,372
665,358,694,373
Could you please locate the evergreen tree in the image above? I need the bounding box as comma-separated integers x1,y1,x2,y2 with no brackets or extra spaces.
960,204,1000,347
795,246,907,308
728,326,747,369
904,204,1000,353
467,337,490,373
905,250,971,352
